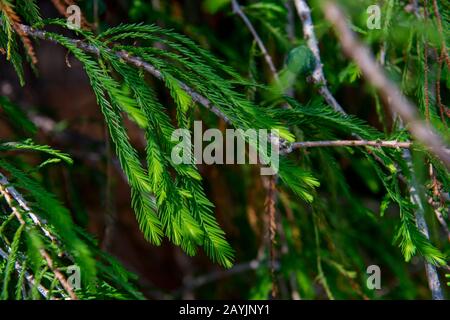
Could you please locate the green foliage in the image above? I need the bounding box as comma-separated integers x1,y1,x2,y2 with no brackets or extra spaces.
285,45,316,75
0,0,449,300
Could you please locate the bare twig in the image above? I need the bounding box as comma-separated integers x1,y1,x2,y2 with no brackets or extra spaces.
293,0,345,114
232,0,279,81
265,175,278,298
286,140,412,153
322,1,450,169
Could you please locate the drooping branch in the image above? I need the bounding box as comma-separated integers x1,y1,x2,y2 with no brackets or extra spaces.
322,1,450,170
17,24,232,125
293,0,345,114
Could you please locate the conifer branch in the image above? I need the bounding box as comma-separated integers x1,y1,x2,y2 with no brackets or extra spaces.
322,1,450,170
16,24,232,126
39,249,77,300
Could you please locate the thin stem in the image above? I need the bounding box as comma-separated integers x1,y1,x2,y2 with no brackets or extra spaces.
232,0,279,81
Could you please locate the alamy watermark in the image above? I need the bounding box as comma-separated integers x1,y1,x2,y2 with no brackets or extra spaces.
171,121,280,176
66,5,81,30
366,265,381,290
67,265,81,290
367,4,382,30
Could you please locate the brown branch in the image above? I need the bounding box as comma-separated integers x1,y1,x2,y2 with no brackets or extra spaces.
39,249,77,300
322,1,450,170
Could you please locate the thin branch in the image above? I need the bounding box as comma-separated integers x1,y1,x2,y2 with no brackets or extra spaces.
17,24,233,125
175,258,280,295
286,140,412,153
39,249,77,300
293,0,345,114
232,0,279,81
322,1,450,169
